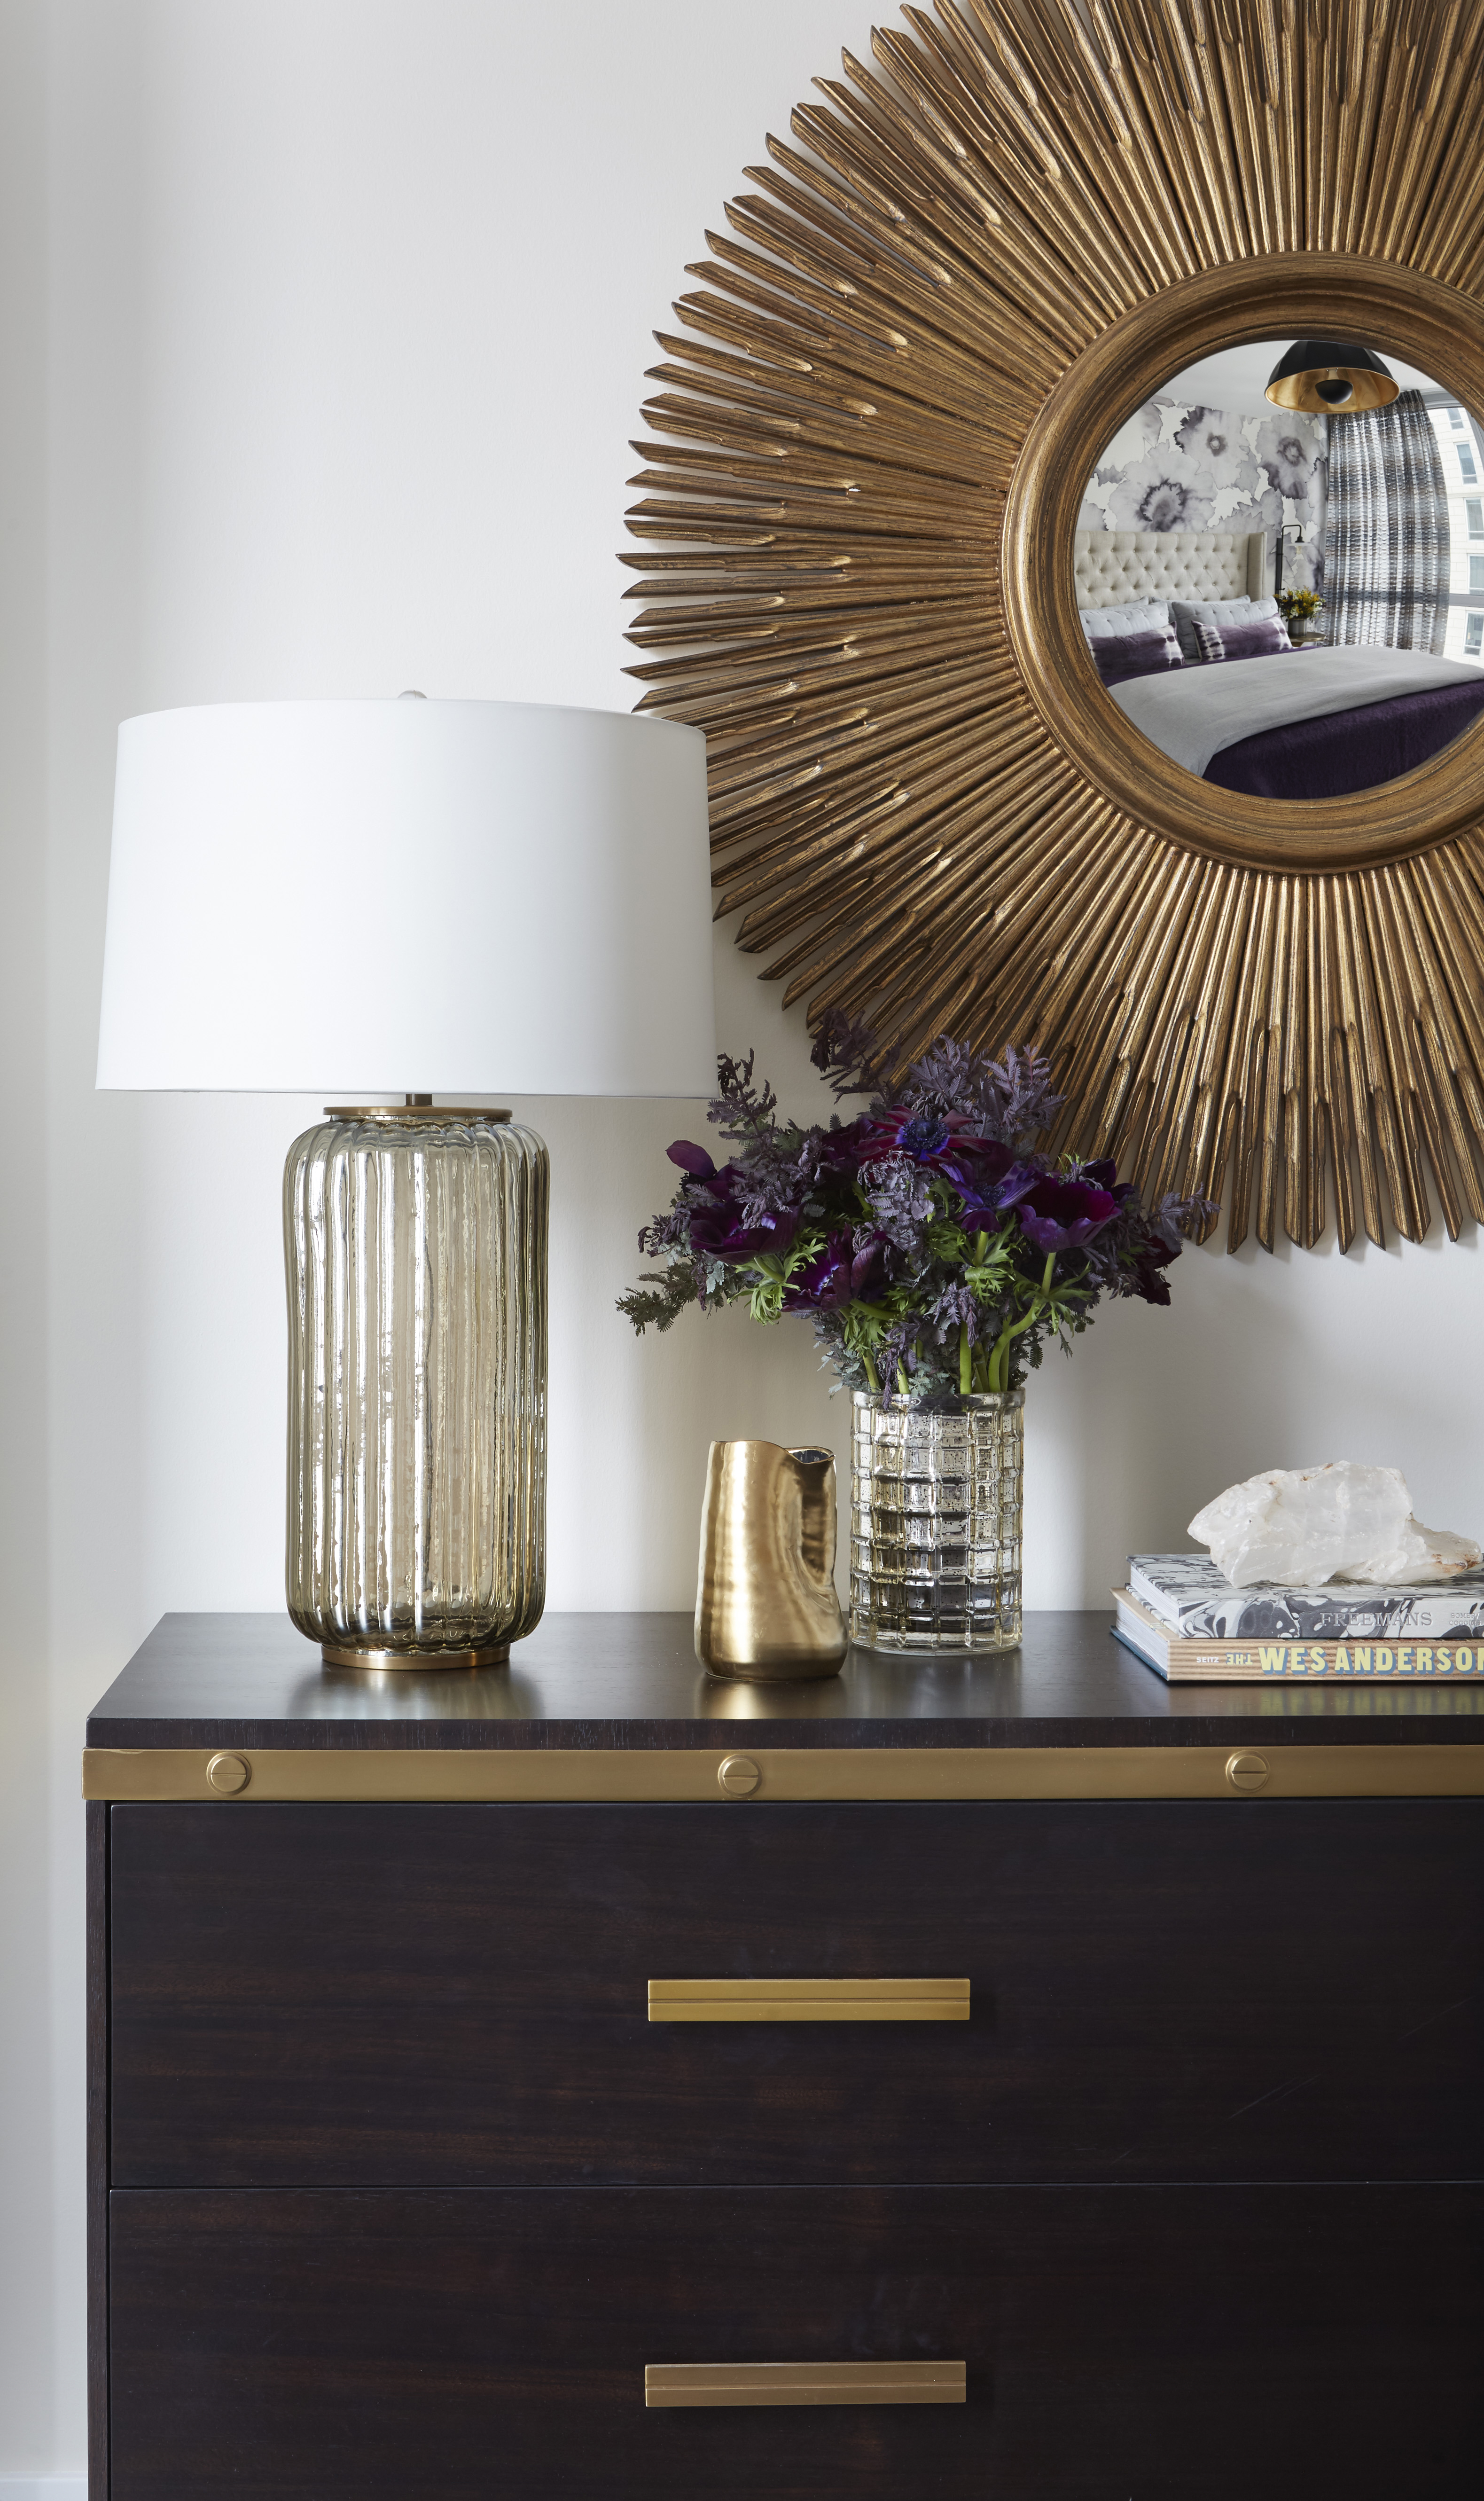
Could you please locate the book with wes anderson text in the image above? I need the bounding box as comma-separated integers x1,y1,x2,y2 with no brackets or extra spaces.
1114,1553,1484,1682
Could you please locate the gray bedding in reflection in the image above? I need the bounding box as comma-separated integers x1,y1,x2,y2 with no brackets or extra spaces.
1111,645,1484,778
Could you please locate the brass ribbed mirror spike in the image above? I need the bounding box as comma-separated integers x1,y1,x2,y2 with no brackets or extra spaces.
620,0,1484,1253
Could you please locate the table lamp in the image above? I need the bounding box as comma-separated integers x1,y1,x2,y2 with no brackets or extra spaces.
96,698,714,1667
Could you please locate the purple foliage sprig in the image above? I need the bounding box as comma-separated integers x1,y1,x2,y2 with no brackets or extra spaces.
619,1027,1213,1398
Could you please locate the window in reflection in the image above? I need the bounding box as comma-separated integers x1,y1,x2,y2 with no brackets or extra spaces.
1076,341,1484,800
1427,395,1484,665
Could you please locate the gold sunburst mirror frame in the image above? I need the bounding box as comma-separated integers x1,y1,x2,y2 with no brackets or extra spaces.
621,0,1484,1254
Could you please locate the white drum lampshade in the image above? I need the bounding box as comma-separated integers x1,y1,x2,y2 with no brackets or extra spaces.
96,698,716,1667
98,698,715,1097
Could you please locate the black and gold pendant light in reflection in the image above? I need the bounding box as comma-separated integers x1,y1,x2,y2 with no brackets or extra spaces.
1265,340,1399,414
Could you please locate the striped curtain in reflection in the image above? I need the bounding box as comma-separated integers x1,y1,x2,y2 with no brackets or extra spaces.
1324,389,1450,651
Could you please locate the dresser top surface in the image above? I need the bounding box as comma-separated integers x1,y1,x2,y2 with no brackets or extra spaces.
86,1611,1484,1752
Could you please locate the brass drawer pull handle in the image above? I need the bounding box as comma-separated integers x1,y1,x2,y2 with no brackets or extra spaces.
645,2360,966,2408
648,1977,969,2023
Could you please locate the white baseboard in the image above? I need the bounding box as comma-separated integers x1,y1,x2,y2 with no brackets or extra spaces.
0,2482,89,2497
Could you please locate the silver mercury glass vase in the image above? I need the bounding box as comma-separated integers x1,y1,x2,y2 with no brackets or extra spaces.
849,1388,1024,1653
283,1102,547,1667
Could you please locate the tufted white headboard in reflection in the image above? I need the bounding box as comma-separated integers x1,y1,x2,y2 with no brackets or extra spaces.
1074,529,1270,609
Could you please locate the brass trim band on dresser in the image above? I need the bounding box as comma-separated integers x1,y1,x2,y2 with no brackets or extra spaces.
81,1742,1484,1803
648,1977,970,2023
644,2361,966,2409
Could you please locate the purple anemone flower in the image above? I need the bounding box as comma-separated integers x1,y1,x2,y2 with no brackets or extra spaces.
781,1231,858,1311
695,1207,800,1264
1129,1236,1178,1305
853,1108,931,1160
1068,1155,1136,1209
695,1200,801,1260
848,1230,890,1298
857,1114,1020,1209
856,1106,990,1162
684,1166,800,1266
988,1160,1043,1209
1017,1174,1120,1253
666,1139,718,1180
815,1117,872,1175
937,1136,1018,1215
781,1225,894,1312
896,1113,951,1160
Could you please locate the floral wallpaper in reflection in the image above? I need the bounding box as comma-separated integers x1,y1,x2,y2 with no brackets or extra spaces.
1078,398,1328,592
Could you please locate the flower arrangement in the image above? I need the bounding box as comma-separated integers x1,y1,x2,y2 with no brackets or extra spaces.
619,1022,1211,1400
1276,586,1324,631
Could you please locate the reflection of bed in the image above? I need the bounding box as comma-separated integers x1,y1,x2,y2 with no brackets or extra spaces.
1203,672,1484,797
1076,528,1484,798
1115,647,1484,794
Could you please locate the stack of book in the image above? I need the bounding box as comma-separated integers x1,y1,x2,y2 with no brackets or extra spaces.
1114,1553,1484,1682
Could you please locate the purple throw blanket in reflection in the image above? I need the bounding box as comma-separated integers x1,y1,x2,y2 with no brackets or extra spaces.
1205,677,1484,799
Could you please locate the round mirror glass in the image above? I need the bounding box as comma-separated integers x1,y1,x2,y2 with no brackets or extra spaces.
1077,340,1484,802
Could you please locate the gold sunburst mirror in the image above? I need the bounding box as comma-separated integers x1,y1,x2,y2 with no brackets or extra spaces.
622,0,1484,1254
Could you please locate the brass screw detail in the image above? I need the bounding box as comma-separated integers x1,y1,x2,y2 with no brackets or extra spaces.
718,1754,762,1799
206,1752,252,1796
1226,1751,1270,1795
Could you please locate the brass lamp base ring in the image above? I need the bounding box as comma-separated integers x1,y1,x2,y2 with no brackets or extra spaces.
320,1639,511,1671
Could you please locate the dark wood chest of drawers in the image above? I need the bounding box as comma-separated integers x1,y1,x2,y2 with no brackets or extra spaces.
86,1612,1484,2497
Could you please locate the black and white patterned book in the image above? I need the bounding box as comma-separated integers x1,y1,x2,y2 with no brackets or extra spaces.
1130,1551,1484,1641
1110,1586,1484,1681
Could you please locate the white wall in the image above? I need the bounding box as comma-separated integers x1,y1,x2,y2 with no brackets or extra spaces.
4,0,1483,2474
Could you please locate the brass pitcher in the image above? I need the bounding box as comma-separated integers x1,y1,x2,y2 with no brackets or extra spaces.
695,1440,849,1679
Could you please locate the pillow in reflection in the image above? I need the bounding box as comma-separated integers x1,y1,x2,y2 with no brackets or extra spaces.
1191,614,1293,664
1078,598,1171,640
1090,622,1185,686
1168,595,1280,662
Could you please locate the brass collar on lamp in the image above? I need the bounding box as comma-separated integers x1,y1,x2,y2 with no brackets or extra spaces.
322,1104,513,1122
1265,339,1399,414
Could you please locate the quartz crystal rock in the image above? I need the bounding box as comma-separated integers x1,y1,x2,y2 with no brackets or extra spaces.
1188,1462,1482,1588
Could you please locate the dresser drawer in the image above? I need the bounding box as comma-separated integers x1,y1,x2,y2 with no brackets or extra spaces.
108,2181,1481,2500
108,1799,1484,2187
